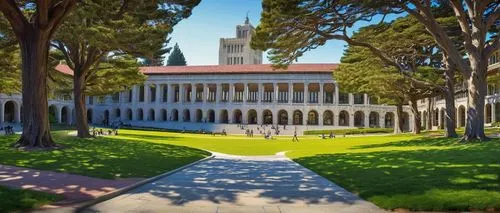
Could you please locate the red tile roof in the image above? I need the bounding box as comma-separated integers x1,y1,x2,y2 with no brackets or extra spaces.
56,63,338,76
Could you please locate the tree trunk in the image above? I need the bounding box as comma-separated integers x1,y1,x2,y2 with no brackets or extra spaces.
15,29,55,148
394,103,403,134
409,98,421,134
463,63,488,141
74,73,92,138
426,97,433,130
443,68,458,138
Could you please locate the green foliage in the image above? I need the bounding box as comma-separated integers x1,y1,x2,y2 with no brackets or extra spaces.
0,186,62,213
167,43,187,66
304,128,393,135
0,15,20,94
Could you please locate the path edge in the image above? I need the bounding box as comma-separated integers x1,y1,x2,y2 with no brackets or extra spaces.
73,153,215,212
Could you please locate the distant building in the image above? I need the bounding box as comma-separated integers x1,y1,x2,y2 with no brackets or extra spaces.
218,16,263,65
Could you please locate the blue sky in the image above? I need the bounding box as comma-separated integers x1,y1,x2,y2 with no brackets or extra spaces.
166,0,398,65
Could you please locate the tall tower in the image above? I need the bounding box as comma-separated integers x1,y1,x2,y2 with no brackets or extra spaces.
218,16,263,65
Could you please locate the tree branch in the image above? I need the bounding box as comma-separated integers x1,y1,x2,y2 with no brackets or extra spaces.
0,0,28,36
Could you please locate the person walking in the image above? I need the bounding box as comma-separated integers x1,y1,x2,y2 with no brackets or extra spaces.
293,130,299,142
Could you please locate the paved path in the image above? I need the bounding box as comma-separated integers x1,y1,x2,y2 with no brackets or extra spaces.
0,164,140,206
84,152,385,213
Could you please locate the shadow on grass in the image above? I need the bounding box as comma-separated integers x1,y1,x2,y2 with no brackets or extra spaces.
0,131,210,179
0,185,62,213
351,136,495,149
294,138,500,211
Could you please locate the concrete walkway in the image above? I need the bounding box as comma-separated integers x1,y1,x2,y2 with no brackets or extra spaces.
84,152,385,213
0,164,140,206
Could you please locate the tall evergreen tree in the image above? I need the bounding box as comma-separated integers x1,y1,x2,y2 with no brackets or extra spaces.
51,0,200,138
167,43,187,66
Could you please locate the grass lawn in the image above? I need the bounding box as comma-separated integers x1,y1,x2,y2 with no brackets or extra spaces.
0,186,62,213
0,128,499,211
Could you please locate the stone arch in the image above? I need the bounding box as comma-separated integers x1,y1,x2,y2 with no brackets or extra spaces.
369,111,379,128
485,103,492,123
220,109,229,124
148,109,155,121
126,109,133,121
278,110,288,125
195,109,203,122
247,109,257,124
171,109,178,121
323,110,333,125
233,109,242,124
137,108,144,121
458,105,466,127
433,108,439,127
307,110,319,125
293,110,303,125
207,109,215,123
183,109,190,122
339,110,349,126
61,106,70,124
354,111,364,127
3,101,18,123
262,109,273,125
161,109,167,121
104,110,110,124
385,112,394,128
49,105,58,123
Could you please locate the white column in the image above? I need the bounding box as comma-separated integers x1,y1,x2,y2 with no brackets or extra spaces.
492,103,496,123
349,112,354,127
216,84,222,103
258,83,263,103
191,84,197,103
144,84,150,103
349,93,354,105
364,94,369,106
203,84,208,103
304,83,309,103
335,84,339,105
274,83,278,103
319,83,324,104
156,84,161,104
56,107,62,124
364,112,370,127
288,83,293,103
168,84,175,103
132,85,138,103
229,83,234,103
179,84,186,103
244,83,249,103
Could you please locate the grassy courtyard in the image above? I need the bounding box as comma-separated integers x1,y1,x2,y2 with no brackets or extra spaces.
0,128,499,211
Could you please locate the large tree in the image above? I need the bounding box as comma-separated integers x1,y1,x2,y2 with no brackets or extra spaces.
167,43,187,66
252,0,497,140
0,0,76,148
51,0,200,138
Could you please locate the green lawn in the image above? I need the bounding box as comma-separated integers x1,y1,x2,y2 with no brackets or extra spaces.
0,186,61,213
0,128,499,211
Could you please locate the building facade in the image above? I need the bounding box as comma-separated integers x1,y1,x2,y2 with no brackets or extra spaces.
417,49,500,130
218,17,263,65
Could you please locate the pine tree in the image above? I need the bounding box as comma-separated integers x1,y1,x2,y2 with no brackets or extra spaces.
167,43,187,66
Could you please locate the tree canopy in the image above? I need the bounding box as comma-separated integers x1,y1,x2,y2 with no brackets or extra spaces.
167,43,187,66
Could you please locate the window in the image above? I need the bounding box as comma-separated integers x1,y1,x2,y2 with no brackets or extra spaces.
354,94,364,104
241,57,243,64
338,93,349,104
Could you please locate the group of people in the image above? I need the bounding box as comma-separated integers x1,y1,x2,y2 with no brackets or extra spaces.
91,126,119,136
320,132,336,139
245,129,254,137
0,125,15,135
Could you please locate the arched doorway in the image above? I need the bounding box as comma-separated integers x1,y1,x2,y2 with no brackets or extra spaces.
171,109,178,121
402,112,410,131
385,112,394,128
104,110,110,125
307,110,318,125
485,103,492,123
458,106,466,127
439,108,445,129
323,110,333,125
422,111,428,129
220,109,229,124
49,105,58,123
247,109,257,124
262,110,273,124
339,110,349,126
233,109,242,124
278,110,288,125
354,111,364,127
183,109,190,122
196,109,203,122
433,108,439,127
61,107,69,124
293,110,303,125
126,109,132,121
115,108,121,120
87,108,93,124
207,110,215,123
148,109,155,121
137,108,143,121
3,101,18,123
369,112,379,128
